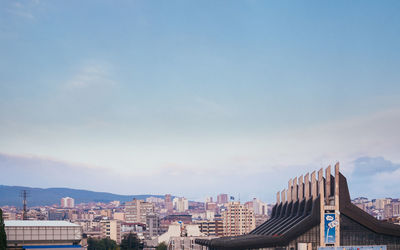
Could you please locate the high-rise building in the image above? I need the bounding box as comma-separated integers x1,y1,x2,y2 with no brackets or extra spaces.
146,213,161,238
125,199,154,224
60,197,75,208
245,198,268,215
100,219,122,244
196,219,223,237
173,197,188,212
384,202,400,219
205,202,217,212
165,194,173,212
221,202,255,236
373,198,392,210
217,194,228,204
113,212,125,221
146,197,164,204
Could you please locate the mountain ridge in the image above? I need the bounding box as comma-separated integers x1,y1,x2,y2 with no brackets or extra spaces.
0,185,164,207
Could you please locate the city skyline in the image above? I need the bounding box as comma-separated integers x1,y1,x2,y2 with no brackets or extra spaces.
1,0,400,202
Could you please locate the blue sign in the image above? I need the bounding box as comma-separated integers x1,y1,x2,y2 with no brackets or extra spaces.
324,213,337,244
318,246,386,250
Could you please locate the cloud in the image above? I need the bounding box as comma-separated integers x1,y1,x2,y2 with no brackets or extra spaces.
66,61,115,89
6,0,40,20
347,156,400,198
352,156,399,177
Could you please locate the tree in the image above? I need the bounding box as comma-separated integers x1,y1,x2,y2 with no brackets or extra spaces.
155,242,167,250
87,237,117,250
120,233,142,250
0,209,7,250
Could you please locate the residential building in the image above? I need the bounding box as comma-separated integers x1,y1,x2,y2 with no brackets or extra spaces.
146,213,161,239
373,198,392,210
125,199,154,224
113,212,125,221
165,194,173,212
217,194,228,204
61,197,75,208
100,219,122,244
173,197,188,212
195,220,223,236
146,223,213,250
221,201,255,236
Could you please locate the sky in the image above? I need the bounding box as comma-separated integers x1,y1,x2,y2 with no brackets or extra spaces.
1,0,400,202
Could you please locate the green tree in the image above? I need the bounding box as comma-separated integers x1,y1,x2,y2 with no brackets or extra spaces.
155,242,167,250
0,209,7,250
87,237,117,250
120,233,142,250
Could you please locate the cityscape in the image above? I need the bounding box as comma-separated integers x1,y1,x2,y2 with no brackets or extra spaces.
1,178,400,249
1,0,400,250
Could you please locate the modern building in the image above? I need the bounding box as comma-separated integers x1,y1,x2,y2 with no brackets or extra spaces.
113,212,125,221
373,198,392,210
173,197,189,212
195,220,223,237
165,194,173,212
146,223,213,250
217,194,228,205
48,209,67,220
246,198,269,215
146,213,161,239
384,202,400,219
196,163,400,249
221,201,256,236
100,219,121,244
5,220,82,249
205,202,217,213
146,197,164,204
60,197,75,208
254,214,269,228
125,199,154,224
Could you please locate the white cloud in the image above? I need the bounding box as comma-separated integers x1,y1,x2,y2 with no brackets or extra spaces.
66,61,115,89
6,0,40,20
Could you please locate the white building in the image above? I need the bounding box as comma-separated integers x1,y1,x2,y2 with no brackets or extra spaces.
125,199,154,224
252,198,268,215
173,197,188,212
61,197,75,208
5,220,82,247
146,223,213,250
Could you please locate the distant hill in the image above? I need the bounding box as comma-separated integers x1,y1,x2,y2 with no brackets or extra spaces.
0,185,164,207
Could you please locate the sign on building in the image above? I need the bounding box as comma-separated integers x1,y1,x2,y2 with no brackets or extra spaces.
324,213,338,244
318,246,387,250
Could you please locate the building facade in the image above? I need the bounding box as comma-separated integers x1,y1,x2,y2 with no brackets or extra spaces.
5,220,82,248
125,199,154,224
217,194,228,205
173,197,188,213
146,213,161,239
100,219,121,244
221,201,255,236
196,163,400,250
61,197,75,208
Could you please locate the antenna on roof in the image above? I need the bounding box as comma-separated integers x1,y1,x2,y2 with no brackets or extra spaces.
20,190,29,220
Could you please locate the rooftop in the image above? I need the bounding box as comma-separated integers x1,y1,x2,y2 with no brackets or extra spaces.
5,220,80,227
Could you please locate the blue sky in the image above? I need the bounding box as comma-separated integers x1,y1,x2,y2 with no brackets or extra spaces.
1,0,400,202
